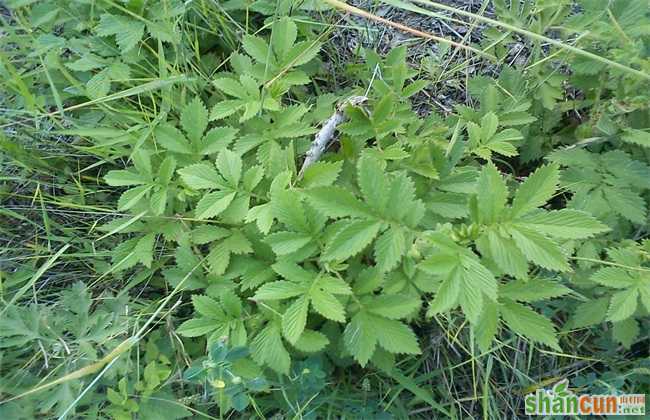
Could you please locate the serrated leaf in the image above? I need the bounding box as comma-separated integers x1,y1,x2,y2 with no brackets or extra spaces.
483,229,528,279
213,78,243,98
343,312,377,367
640,287,650,313
467,121,482,145
181,97,208,143
111,238,140,271
66,54,105,71
175,245,200,272
105,170,147,186
489,129,522,149
223,230,252,254
281,70,311,86
86,70,110,99
195,191,236,219
501,279,571,302
499,111,536,126
318,276,352,295
201,127,237,155
419,254,459,277
155,123,192,154
178,163,223,189
247,203,274,234
147,21,176,43
322,220,382,261
118,185,152,210
116,21,144,53
283,40,321,67
310,288,345,322
621,128,650,147
500,300,560,350
219,193,250,224
158,156,176,185
242,35,270,64
207,245,230,276
607,288,638,322
612,318,639,349
130,152,151,176
271,17,297,58
216,150,242,187
240,102,262,123
293,330,329,352
282,296,309,343
265,231,312,255
511,164,559,217
427,269,461,316
591,267,636,288
517,209,610,239
300,161,343,188
385,172,422,226
192,295,225,319
271,189,309,232
374,227,406,273
253,281,304,300
243,165,264,191
367,294,420,319
476,163,507,224
134,233,155,268
357,155,389,213
428,192,468,219
373,316,420,355
475,300,499,352
150,188,167,215
271,261,313,282
191,225,230,244
460,281,483,324
461,256,498,301
508,226,570,271
251,324,290,375
177,318,218,337
96,14,144,53
481,112,499,140
604,188,647,224
569,297,608,328
107,62,131,80
221,291,243,317
372,94,394,123
305,187,373,219
211,100,244,120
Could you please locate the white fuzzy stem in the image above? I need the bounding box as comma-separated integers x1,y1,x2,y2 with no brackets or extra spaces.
298,96,367,178
299,111,346,177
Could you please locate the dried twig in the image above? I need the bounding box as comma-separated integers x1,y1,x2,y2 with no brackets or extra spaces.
298,96,367,178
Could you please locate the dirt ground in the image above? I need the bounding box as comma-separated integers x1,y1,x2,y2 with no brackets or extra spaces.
326,0,500,114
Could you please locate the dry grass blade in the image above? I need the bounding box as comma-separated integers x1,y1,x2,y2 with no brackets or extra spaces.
403,0,650,80
0,243,70,318
322,0,495,60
